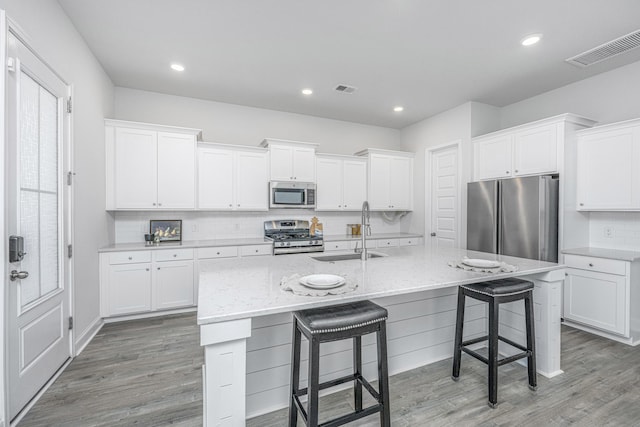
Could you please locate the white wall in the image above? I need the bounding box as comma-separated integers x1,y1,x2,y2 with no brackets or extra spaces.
115,87,400,154
0,4,114,415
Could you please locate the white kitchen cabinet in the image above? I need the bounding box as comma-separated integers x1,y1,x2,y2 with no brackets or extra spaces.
105,120,201,210
325,237,422,251
576,120,640,211
260,139,319,182
106,262,153,316
197,144,268,211
563,253,640,344
355,149,414,211
473,122,558,180
154,259,194,310
315,154,366,211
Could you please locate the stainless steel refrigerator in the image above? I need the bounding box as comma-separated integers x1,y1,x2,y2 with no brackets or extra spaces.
467,175,559,262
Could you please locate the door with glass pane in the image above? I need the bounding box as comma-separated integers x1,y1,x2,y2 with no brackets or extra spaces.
6,31,71,421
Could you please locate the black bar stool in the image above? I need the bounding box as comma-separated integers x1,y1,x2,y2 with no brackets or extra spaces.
451,277,537,408
289,300,391,427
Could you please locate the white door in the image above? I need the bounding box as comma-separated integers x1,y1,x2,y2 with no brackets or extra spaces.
6,32,72,421
157,132,196,209
429,144,459,250
236,150,268,210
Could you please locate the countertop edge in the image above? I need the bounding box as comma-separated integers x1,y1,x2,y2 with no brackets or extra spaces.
562,247,640,262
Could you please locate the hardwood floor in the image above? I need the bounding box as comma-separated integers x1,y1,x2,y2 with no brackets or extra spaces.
19,313,640,426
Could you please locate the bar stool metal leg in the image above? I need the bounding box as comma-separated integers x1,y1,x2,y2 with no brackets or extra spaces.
353,336,363,413
289,319,302,427
452,287,465,381
307,336,321,427
377,322,391,427
488,298,499,408
525,290,537,391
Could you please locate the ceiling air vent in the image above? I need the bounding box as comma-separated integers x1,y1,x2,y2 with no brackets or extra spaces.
566,29,640,67
334,84,357,94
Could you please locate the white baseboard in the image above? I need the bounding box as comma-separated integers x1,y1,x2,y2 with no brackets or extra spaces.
75,316,104,356
103,306,197,323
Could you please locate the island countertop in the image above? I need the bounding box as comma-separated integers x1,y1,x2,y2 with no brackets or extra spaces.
197,245,562,325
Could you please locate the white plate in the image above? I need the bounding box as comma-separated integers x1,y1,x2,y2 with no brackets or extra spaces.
462,258,501,268
299,274,346,289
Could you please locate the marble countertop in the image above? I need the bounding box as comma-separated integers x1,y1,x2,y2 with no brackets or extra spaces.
197,245,563,325
99,232,423,253
562,247,640,262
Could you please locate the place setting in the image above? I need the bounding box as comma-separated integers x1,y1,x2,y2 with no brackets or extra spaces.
448,256,518,273
280,273,357,296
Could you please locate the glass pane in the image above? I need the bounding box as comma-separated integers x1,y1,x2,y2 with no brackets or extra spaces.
39,87,58,193
20,190,40,306
20,73,39,191
40,193,59,295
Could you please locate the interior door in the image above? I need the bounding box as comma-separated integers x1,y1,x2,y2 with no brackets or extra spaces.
6,31,72,421
430,145,459,249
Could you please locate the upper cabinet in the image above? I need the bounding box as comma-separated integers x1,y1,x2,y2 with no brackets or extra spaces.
576,119,640,211
197,144,268,211
355,149,414,211
315,154,367,211
105,120,202,210
260,139,319,182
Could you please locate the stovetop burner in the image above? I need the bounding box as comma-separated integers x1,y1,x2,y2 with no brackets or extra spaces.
264,219,324,255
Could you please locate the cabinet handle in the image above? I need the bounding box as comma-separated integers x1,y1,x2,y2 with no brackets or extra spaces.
229,204,232,207
216,252,220,255
338,205,341,208
152,203,156,206
255,249,259,253
588,263,594,267
506,171,510,174
290,177,293,180
173,254,177,257
237,204,240,207
128,256,132,260
344,205,347,208
515,170,518,173
579,203,584,206
565,273,568,276
146,268,149,271
157,267,160,270
158,203,162,206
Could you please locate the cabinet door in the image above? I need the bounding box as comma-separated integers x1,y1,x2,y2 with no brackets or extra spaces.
236,151,268,210
154,260,195,310
473,136,512,180
157,132,196,209
389,157,413,210
513,124,558,176
292,147,316,182
577,126,640,210
564,268,627,335
107,263,152,315
198,147,234,209
269,145,293,181
114,128,157,209
368,155,390,210
342,159,367,211
315,157,343,210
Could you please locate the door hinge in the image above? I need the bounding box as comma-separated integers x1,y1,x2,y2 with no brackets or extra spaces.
7,57,16,72
66,97,72,113
67,171,75,185
67,244,73,258
68,316,73,330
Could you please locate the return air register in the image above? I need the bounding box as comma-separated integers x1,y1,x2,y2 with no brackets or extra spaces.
334,84,357,94
566,29,640,67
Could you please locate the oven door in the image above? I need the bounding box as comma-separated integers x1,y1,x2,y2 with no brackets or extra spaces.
270,182,309,208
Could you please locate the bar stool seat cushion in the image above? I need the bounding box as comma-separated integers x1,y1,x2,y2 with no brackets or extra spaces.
294,301,388,335
461,278,533,296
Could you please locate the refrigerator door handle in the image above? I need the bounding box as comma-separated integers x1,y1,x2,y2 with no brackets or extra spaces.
497,181,503,255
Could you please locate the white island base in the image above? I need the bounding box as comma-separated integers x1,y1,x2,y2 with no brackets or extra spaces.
198,247,565,426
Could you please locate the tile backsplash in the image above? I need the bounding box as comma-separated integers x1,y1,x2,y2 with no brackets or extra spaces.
114,210,403,243
589,212,640,250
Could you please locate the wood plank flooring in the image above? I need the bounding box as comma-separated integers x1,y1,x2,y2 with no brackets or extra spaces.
19,313,640,426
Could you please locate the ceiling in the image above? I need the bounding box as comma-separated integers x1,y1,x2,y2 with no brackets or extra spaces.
58,0,640,129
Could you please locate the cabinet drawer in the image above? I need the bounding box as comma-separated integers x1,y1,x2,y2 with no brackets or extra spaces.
198,246,239,259
377,239,399,248
109,251,152,265
154,248,194,262
399,238,419,246
564,254,627,276
240,245,272,257
325,241,351,251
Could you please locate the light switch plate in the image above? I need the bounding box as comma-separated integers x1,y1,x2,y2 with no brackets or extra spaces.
604,226,613,238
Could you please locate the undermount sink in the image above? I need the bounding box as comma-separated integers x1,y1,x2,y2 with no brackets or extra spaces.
311,252,386,262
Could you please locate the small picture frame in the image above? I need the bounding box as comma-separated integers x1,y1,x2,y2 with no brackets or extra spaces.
150,219,182,242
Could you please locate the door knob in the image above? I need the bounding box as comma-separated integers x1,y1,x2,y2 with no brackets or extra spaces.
10,270,29,281
430,232,436,236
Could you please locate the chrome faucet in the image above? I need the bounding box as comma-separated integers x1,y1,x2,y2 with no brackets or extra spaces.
360,201,371,261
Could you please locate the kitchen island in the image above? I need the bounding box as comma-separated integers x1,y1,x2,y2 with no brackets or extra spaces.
198,245,564,426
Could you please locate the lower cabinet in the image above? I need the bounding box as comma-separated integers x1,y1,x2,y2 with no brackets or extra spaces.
154,260,194,310
106,262,153,316
324,237,422,251
563,254,636,340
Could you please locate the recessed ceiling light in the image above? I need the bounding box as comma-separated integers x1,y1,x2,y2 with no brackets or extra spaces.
301,88,313,95
521,34,542,46
393,106,404,112
170,63,185,71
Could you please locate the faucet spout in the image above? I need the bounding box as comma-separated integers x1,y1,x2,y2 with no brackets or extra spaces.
361,201,370,261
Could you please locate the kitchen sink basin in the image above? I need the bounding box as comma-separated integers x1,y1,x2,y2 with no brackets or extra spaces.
311,252,386,262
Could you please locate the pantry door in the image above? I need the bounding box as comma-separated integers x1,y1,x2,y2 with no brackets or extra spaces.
427,142,461,250
6,30,72,421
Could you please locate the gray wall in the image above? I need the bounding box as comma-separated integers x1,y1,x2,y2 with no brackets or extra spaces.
0,6,114,418
114,87,401,155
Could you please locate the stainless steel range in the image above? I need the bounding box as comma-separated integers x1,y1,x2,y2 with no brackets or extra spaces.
264,220,324,255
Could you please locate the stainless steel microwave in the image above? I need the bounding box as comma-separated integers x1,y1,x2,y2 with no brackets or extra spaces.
269,181,316,209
